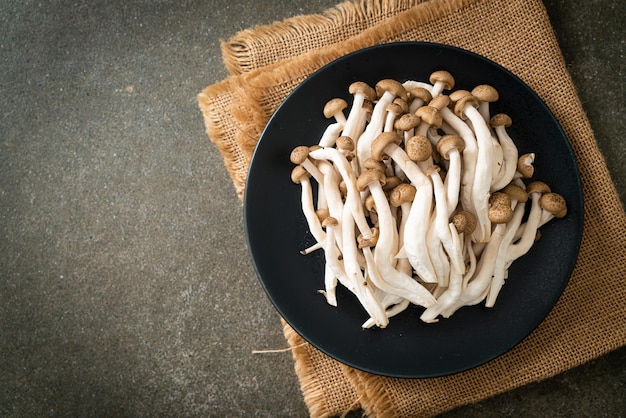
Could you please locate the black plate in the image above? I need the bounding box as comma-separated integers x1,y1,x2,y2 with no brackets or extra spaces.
244,42,583,378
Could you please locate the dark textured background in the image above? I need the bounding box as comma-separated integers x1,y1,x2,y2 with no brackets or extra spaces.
1,1,624,416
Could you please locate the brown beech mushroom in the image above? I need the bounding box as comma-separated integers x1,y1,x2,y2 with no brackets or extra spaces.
343,81,377,141
490,113,519,190
429,70,455,97
471,84,499,122
436,134,465,213
323,98,348,127
455,94,494,243
357,169,436,308
357,79,407,170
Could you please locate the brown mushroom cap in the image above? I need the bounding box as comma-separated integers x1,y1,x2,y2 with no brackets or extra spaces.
488,202,514,224
501,183,529,203
335,136,354,151
357,169,387,192
490,113,513,128
429,70,455,91
371,131,402,161
389,183,417,207
321,216,338,228
415,105,443,128
316,208,330,223
375,79,408,101
448,89,471,104
394,113,421,131
453,94,480,119
540,192,567,218
362,157,386,172
382,175,403,192
436,134,465,159
428,95,451,110
408,87,432,104
452,210,477,234
290,146,310,165
405,135,433,162
358,227,380,248
392,97,409,114
349,81,377,102
517,153,536,178
526,180,551,195
471,84,499,103
385,102,404,116
290,165,310,184
489,191,512,208
323,98,348,119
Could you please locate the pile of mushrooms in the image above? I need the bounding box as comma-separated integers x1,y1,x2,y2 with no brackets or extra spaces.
290,71,567,328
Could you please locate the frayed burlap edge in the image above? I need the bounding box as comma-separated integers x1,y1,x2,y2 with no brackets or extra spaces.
221,0,427,75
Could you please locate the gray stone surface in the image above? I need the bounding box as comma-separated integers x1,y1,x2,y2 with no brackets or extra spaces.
0,1,624,417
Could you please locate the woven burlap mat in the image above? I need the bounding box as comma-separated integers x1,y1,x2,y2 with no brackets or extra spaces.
198,0,626,416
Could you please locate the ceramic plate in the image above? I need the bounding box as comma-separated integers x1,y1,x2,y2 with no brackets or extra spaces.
244,42,583,378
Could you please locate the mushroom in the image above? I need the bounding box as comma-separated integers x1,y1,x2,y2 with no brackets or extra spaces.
356,79,407,170
323,98,348,126
429,70,455,97
356,169,436,308
407,86,433,113
471,84,499,122
485,184,529,307
308,146,373,240
369,132,437,283
489,114,519,190
436,134,465,214
343,81,377,141
389,182,417,277
290,145,324,185
454,94,494,243
291,165,325,245
428,96,479,216
516,152,535,179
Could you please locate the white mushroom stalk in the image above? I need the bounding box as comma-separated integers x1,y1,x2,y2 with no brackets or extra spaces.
289,73,568,327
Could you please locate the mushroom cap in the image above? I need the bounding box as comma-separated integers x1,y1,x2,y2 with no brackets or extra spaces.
408,87,432,104
357,169,387,191
526,180,551,195
382,175,403,192
449,89,471,104
517,153,536,178
316,208,330,223
489,191,512,208
375,79,408,101
362,157,386,172
453,94,480,119
488,202,514,224
290,165,310,184
389,183,417,207
428,95,450,110
452,210,477,234
405,135,433,162
429,70,455,90
335,136,354,151
490,113,513,128
471,84,499,103
540,192,567,218
385,102,404,116
436,134,465,159
321,216,338,228
365,194,376,213
394,113,421,131
290,146,311,164
349,81,377,101
371,131,402,161
502,183,529,203
415,105,443,128
358,227,380,248
323,98,348,119
393,97,409,114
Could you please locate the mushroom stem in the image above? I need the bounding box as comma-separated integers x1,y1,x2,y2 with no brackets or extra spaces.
490,114,519,191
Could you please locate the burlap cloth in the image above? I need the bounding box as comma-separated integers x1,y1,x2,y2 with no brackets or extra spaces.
198,0,626,416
